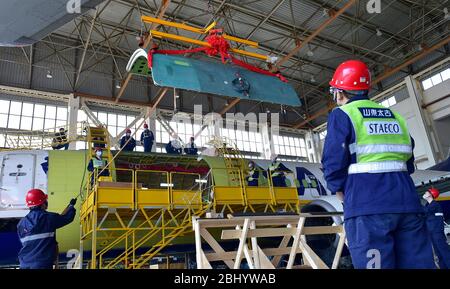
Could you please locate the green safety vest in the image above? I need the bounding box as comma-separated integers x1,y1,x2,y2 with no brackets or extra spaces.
339,99,412,174
92,158,105,169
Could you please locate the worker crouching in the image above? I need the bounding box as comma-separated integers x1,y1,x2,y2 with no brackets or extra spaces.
322,60,434,269
17,189,76,269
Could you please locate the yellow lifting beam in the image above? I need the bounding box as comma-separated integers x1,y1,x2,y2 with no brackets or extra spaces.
151,30,268,61
142,15,259,48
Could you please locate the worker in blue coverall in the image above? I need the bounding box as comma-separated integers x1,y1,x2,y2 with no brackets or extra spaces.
166,133,183,155
246,161,260,186
268,155,290,187
184,137,198,155
40,156,49,175
87,147,110,186
423,188,450,269
322,60,435,269
140,123,155,153
17,189,76,269
120,128,136,151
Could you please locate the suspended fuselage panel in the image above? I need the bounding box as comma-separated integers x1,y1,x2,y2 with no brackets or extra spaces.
152,54,302,107
126,49,301,107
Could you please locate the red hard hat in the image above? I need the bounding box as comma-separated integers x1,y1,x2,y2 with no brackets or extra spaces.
143,123,148,128
428,188,440,199
125,128,131,133
26,189,48,207
329,60,371,91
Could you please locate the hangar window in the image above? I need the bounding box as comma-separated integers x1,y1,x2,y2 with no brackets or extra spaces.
421,68,449,90
0,99,68,148
380,96,397,108
442,68,450,81
273,134,307,159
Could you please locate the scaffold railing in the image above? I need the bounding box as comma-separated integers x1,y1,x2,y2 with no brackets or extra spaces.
80,166,212,269
0,121,89,151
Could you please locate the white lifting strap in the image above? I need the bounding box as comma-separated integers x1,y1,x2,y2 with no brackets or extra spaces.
348,161,407,174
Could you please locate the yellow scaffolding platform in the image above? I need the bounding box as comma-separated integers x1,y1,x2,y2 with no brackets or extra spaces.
79,137,299,269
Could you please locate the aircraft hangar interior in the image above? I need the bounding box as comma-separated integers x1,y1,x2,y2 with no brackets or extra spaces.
0,0,449,273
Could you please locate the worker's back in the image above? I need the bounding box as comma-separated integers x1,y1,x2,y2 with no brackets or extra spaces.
323,60,435,268
17,207,75,269
323,96,423,219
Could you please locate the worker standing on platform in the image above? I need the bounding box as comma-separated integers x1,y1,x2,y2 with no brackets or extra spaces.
120,128,136,152
140,123,155,153
87,147,110,185
268,155,288,187
17,189,76,269
246,161,260,187
322,60,434,269
423,188,450,269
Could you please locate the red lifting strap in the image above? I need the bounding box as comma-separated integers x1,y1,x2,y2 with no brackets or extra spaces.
147,32,287,82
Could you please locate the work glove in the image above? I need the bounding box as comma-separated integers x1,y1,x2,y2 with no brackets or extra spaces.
69,198,77,206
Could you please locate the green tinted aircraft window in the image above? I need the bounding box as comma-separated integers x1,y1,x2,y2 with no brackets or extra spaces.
302,179,309,188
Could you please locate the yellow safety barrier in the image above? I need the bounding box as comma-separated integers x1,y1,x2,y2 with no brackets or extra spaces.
267,170,299,212
89,168,135,209
212,168,246,207
245,186,274,205
135,170,171,208
210,166,299,213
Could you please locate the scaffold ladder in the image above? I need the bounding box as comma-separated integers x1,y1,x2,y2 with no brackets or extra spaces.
85,124,114,176
210,136,246,185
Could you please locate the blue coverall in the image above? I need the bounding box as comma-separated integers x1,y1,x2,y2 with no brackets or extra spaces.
165,141,182,154
184,142,198,155
40,157,48,175
17,206,76,269
246,170,260,186
87,157,110,186
269,162,290,187
322,95,435,269
140,129,154,153
424,200,450,269
120,136,136,151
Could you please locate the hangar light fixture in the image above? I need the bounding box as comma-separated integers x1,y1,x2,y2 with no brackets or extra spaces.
46,71,53,79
